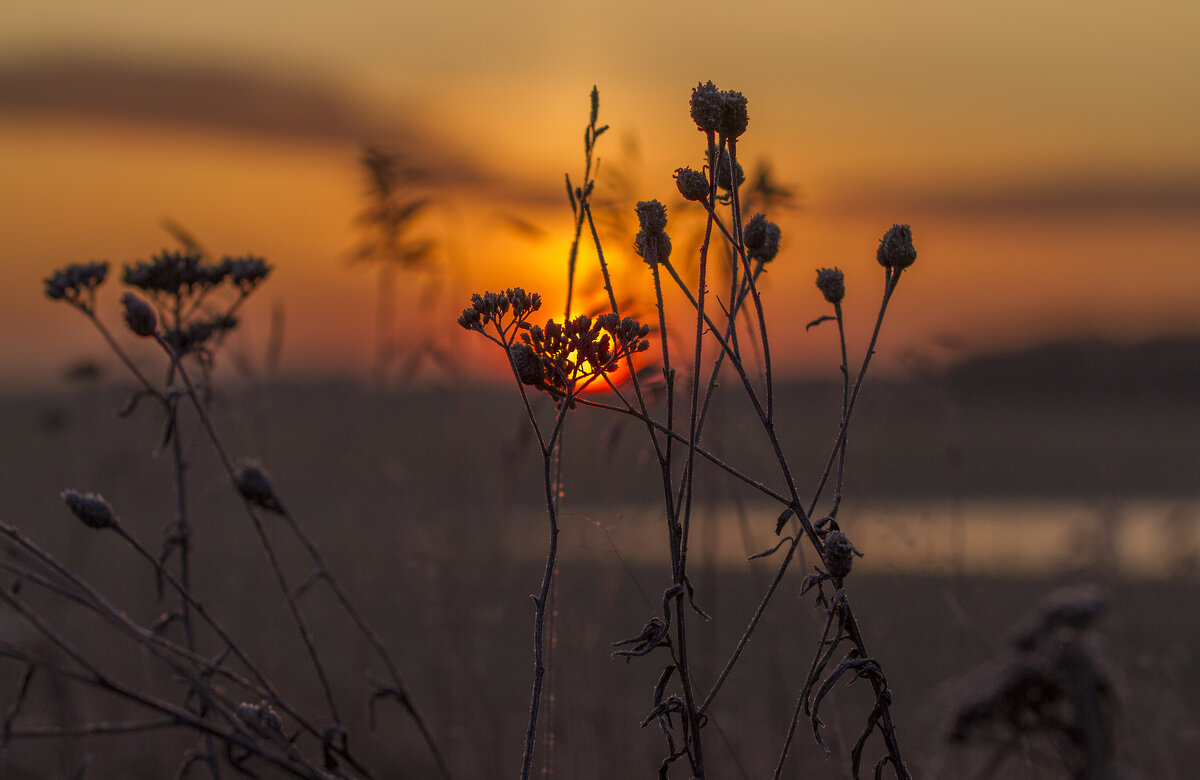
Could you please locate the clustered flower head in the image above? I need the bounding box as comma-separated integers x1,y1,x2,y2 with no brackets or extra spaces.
114,249,273,352
876,224,917,270
163,314,238,356
712,147,745,193
226,256,272,291
44,262,110,306
674,167,708,202
457,288,542,332
124,251,272,297
634,200,672,266
815,268,845,304
743,213,781,262
124,250,224,296
61,489,116,530
689,81,749,139
518,313,651,396
46,248,271,359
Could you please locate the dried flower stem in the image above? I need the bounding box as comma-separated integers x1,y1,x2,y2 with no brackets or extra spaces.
158,337,453,779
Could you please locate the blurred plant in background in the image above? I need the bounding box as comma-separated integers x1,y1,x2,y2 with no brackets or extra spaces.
349,145,445,385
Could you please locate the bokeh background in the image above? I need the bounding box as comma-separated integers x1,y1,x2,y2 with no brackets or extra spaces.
3,0,1199,383
2,1,1199,777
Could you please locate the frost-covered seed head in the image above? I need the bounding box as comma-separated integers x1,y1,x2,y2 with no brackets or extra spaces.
876,224,917,269
717,90,749,139
815,268,845,304
674,167,708,201
689,81,723,134
635,200,668,234
824,531,856,581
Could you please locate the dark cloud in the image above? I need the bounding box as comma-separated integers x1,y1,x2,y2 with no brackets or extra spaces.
0,54,385,143
0,53,505,189
848,176,1200,219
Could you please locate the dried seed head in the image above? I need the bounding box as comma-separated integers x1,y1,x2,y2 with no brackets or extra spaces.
633,201,672,267
635,230,672,267
876,224,917,269
674,167,708,201
1014,585,1108,652
689,81,723,134
509,342,544,386
233,460,284,514
824,531,857,581
815,268,845,304
717,90,749,140
120,292,158,337
743,214,769,250
237,701,283,736
635,200,668,234
713,147,745,193
61,489,116,530
743,214,781,262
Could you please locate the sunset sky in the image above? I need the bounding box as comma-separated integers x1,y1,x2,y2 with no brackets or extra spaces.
3,1,1198,386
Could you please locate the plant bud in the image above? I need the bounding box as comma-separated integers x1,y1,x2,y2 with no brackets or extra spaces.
120,292,158,337
234,460,285,514
509,343,544,386
714,148,745,192
61,489,115,530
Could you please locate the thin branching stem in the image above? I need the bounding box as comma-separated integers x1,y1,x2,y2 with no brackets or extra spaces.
159,337,454,779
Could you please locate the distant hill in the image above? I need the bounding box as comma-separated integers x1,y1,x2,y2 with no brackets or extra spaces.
942,335,1200,397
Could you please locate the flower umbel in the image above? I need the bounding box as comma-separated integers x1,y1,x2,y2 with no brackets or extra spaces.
515,313,651,397
457,288,542,335
44,262,109,307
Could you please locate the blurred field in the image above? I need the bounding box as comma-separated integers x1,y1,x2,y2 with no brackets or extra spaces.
2,349,1198,778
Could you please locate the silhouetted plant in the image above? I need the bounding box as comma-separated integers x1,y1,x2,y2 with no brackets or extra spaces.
460,84,917,779
949,585,1119,780
13,241,453,778
350,145,441,384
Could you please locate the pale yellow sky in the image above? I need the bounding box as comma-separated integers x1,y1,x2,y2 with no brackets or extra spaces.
2,1,1198,385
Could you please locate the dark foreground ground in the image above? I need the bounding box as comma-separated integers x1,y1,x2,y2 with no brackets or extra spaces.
2,345,1198,778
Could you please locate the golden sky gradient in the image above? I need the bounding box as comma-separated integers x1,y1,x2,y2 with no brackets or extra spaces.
3,1,1198,385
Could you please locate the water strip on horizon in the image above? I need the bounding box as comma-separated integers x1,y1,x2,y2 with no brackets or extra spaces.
499,498,1200,579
